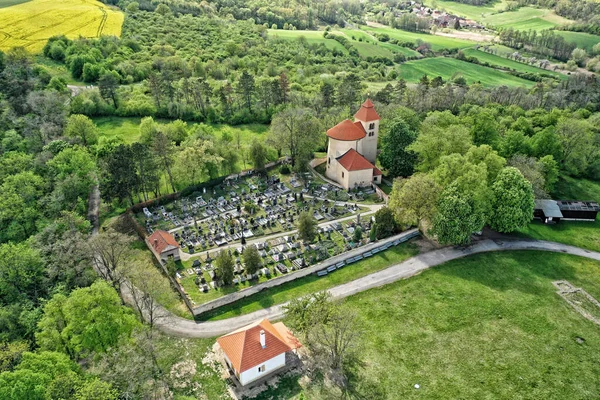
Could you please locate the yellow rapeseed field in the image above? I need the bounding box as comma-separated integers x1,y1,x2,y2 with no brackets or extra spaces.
0,0,124,53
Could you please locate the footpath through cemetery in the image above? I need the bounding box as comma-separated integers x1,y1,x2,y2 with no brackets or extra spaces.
136,168,391,310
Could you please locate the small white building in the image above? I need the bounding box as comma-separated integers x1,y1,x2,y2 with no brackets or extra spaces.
147,230,180,261
325,99,382,190
217,319,302,387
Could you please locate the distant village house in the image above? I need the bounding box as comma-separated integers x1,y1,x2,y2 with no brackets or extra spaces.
147,229,181,261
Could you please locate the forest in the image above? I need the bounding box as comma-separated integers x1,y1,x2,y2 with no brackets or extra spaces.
0,0,600,397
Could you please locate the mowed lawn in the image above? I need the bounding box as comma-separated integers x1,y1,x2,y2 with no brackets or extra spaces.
462,48,566,79
259,251,600,399
516,176,600,252
268,29,348,53
0,0,123,52
200,242,419,321
398,57,533,87
555,31,600,53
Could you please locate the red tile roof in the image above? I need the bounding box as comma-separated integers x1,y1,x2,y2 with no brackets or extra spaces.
217,319,301,373
354,98,380,121
336,148,377,172
148,230,179,254
373,167,382,176
327,119,366,141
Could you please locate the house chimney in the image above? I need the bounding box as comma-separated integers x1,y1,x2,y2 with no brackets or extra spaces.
260,330,266,349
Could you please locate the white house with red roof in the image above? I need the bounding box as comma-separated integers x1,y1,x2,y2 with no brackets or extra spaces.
217,318,302,386
325,99,382,190
147,230,180,261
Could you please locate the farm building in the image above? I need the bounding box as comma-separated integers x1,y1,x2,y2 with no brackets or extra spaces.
147,230,181,261
533,200,600,223
325,99,383,190
217,319,301,386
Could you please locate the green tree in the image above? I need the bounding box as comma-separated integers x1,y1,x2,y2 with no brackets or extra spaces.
298,211,318,243
64,114,98,147
98,71,120,108
389,173,441,229
250,141,268,172
539,155,559,192
75,378,118,400
36,280,140,359
431,184,485,245
214,251,234,285
243,246,262,275
353,226,362,243
0,171,44,242
269,107,322,168
373,207,398,239
489,167,535,233
408,122,472,171
379,118,417,177
0,242,46,305
237,71,255,113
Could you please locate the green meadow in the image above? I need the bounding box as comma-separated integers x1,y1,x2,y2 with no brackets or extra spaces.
398,57,533,87
259,251,600,399
361,25,477,50
555,31,600,53
462,48,566,79
480,7,570,30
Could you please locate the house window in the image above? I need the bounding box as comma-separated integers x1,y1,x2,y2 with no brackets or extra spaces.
342,172,344,178
258,365,266,373
328,157,330,165
369,122,375,130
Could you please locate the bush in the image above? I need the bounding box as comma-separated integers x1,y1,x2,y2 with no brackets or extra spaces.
280,164,291,175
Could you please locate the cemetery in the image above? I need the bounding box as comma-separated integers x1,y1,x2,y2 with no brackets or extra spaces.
135,171,374,255
176,211,379,305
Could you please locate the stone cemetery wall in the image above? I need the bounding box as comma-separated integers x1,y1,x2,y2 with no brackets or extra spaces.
191,228,420,317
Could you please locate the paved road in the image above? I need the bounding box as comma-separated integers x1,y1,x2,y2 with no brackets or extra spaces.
151,238,600,338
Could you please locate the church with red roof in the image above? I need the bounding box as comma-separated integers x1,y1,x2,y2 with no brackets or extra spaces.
325,99,382,190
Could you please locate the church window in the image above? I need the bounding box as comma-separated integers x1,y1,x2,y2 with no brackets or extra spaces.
369,123,375,130
328,157,330,165
342,172,345,178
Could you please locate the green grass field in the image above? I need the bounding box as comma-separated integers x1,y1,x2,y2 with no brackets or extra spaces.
267,29,348,53
338,28,421,57
555,31,600,53
200,242,419,321
423,0,508,20
462,48,566,79
398,57,534,87
259,251,600,399
0,0,30,8
480,7,570,31
361,25,476,51
517,176,600,252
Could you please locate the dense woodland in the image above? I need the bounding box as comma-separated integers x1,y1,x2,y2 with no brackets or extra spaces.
0,0,600,397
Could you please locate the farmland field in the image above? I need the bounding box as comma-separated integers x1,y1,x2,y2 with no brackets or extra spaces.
0,0,30,8
462,49,566,79
361,25,477,50
0,0,124,53
555,31,600,53
480,7,570,31
338,28,421,57
422,0,508,20
398,57,534,87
